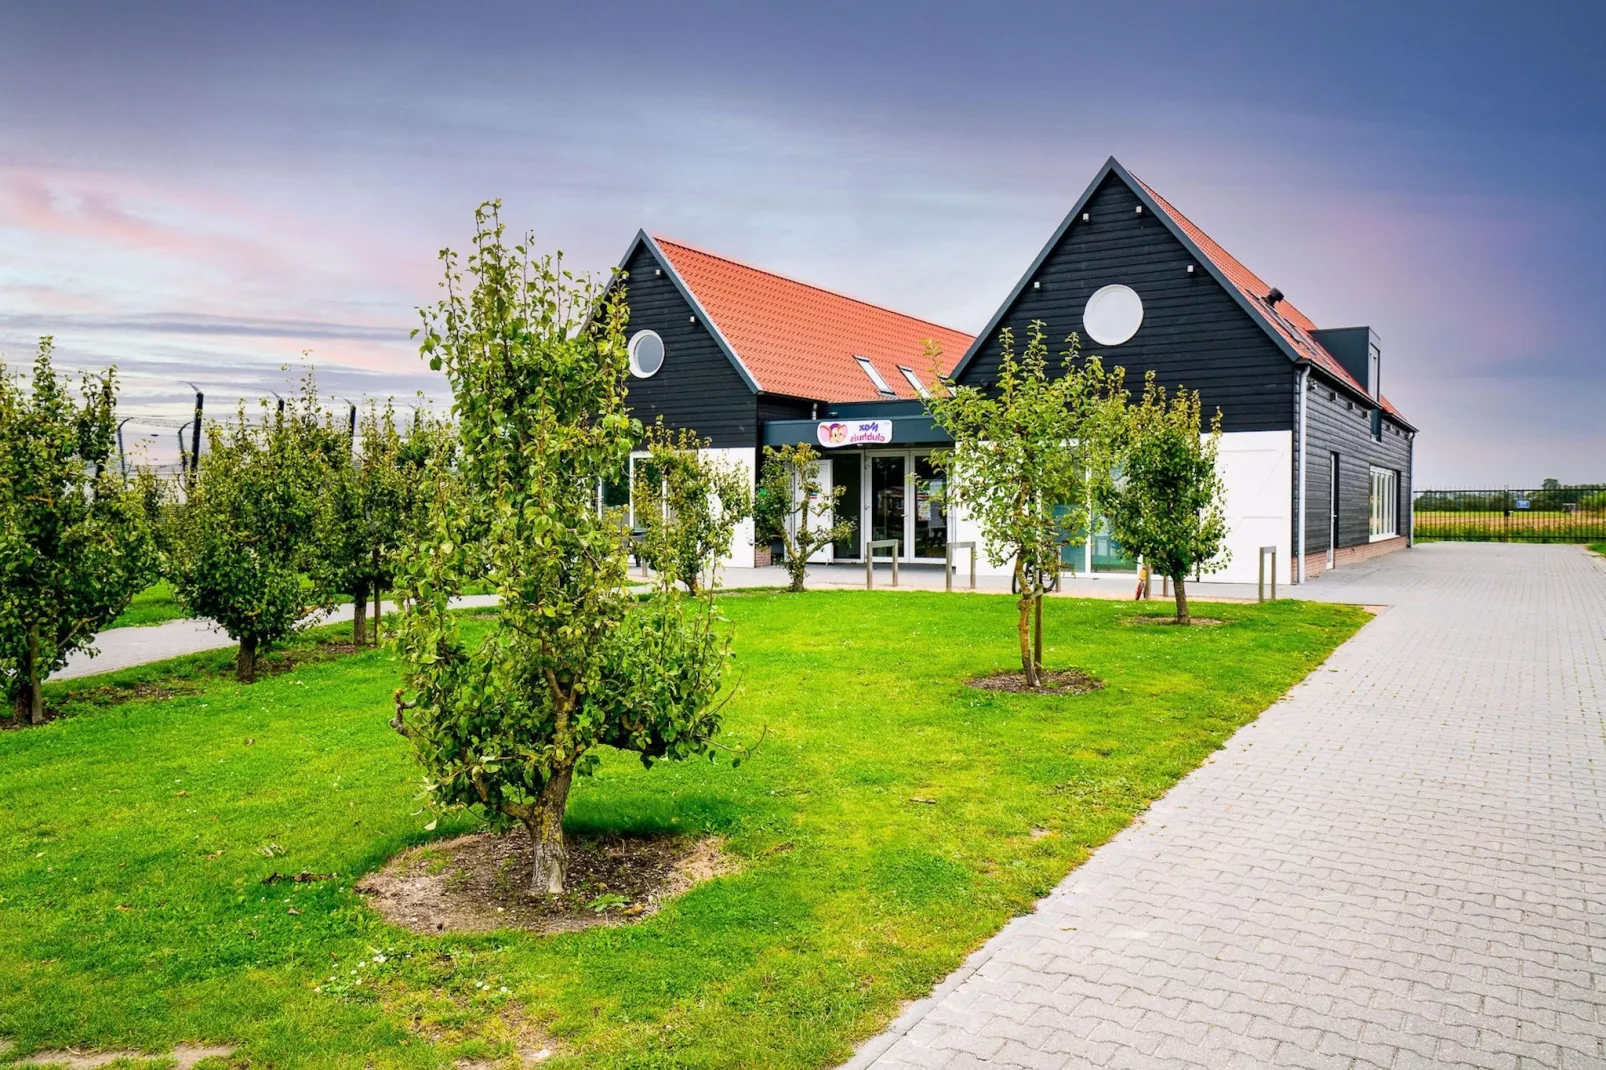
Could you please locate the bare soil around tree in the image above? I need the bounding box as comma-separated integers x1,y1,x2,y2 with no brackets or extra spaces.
357,830,732,935
1124,615,1226,627
967,668,1104,694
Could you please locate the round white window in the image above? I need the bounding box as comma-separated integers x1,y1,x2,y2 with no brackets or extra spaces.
628,330,665,378
1082,284,1144,346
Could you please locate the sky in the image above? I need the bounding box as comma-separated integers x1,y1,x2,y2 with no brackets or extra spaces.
1,0,1602,485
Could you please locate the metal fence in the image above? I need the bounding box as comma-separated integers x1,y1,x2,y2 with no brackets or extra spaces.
1412,485,1606,543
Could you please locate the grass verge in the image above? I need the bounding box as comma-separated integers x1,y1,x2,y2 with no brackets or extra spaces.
0,591,1367,1068
108,580,191,628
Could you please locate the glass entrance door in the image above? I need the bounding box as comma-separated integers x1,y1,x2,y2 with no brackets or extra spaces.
870,455,905,554
861,451,949,561
912,455,948,559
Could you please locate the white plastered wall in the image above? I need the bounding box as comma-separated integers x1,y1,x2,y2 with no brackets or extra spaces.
801,455,840,564
1210,430,1292,584
702,446,756,571
948,498,1012,578
939,430,1292,584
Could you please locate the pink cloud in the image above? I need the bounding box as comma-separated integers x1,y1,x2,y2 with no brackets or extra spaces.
0,169,294,284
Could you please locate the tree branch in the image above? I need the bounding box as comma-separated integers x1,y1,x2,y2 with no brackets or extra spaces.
390,688,415,737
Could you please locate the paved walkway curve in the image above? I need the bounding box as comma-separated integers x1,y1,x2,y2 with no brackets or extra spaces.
846,543,1606,1069
53,595,501,681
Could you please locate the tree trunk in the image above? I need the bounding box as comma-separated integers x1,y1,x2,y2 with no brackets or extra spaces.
236,636,258,683
787,545,807,593
26,626,44,724
352,588,368,646
1173,575,1190,625
1014,564,1038,688
526,767,575,895
14,645,43,719
1034,591,1044,673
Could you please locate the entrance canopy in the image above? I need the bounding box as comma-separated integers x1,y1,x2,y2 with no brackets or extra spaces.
761,400,952,450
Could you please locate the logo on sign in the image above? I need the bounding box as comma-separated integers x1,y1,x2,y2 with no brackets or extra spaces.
817,420,892,448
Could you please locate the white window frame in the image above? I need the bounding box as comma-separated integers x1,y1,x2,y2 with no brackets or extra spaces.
628,330,665,378
854,355,895,397
1369,465,1398,541
626,450,671,529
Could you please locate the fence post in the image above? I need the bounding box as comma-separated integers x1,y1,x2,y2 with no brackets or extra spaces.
945,541,977,592
867,539,899,589
1258,545,1277,602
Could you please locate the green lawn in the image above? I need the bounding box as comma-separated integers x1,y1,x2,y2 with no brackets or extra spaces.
0,591,1368,1068
1591,543,1606,557
108,580,192,628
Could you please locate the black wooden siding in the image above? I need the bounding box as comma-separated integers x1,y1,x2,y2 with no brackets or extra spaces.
618,243,758,448
957,175,1296,433
1301,375,1414,553
757,395,816,425
756,395,816,459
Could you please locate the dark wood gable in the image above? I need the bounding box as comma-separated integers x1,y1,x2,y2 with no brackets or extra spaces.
955,173,1295,433
617,240,759,448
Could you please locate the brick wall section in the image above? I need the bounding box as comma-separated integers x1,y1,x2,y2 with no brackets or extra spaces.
1293,533,1408,582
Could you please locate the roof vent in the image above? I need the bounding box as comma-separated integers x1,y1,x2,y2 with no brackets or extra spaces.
1265,287,1285,308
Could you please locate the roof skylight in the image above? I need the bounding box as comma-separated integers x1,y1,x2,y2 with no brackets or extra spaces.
896,365,931,399
854,355,895,397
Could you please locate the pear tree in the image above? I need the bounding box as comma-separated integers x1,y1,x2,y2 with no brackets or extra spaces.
631,421,753,592
754,443,854,593
1099,373,1229,624
168,379,330,682
311,401,450,644
390,204,733,894
0,339,160,722
924,323,1123,687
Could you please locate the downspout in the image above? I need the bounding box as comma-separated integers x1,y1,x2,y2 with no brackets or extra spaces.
1296,365,1308,584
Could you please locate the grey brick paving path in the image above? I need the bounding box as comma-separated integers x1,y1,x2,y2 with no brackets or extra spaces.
846,543,1606,1069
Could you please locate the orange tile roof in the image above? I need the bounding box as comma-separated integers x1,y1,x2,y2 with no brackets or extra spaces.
652,236,973,403
1130,173,1411,425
